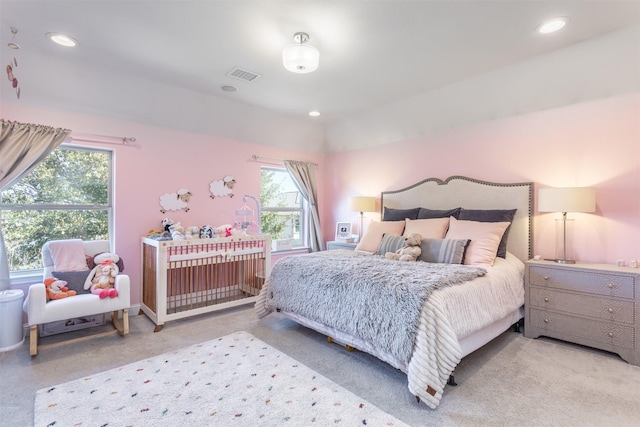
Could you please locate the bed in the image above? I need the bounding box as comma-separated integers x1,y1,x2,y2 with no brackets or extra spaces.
256,176,533,408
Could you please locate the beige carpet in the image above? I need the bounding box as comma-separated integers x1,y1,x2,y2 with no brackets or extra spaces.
2,305,640,426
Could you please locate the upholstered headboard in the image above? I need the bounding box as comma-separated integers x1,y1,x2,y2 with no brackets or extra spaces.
380,176,533,262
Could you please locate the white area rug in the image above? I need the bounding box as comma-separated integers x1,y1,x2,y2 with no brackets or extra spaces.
34,331,407,426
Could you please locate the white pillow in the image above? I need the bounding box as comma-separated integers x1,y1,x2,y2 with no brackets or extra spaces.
445,217,510,266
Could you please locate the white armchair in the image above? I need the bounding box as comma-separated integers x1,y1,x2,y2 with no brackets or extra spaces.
22,240,130,356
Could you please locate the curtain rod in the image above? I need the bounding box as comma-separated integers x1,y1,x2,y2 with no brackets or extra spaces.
250,155,318,167
66,133,140,148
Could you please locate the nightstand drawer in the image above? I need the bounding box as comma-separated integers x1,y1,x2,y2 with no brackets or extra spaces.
529,266,635,299
529,287,634,324
529,308,635,350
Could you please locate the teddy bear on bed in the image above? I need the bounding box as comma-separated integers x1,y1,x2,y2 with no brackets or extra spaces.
385,233,423,261
83,252,120,299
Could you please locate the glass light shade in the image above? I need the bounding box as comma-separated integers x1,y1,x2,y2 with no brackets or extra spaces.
282,44,319,73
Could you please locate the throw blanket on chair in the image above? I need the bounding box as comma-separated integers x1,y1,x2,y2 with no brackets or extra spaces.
256,250,487,408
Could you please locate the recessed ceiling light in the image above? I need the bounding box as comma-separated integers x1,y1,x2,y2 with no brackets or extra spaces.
46,32,78,47
538,17,568,34
308,110,320,117
220,85,237,92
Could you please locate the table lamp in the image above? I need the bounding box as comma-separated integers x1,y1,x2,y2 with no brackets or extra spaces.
538,187,596,263
348,196,377,242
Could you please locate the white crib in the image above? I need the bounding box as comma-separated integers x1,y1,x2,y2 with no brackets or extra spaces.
140,235,271,331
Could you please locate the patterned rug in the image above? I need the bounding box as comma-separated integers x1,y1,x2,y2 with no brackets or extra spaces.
34,331,407,426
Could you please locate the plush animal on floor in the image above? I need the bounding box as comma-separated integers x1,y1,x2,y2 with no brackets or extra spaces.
385,233,423,261
44,277,77,301
84,252,120,299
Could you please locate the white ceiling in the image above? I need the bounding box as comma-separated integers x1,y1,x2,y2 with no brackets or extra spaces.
1,1,639,150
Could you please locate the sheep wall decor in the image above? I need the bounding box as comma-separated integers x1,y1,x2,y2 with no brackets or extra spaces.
160,188,192,213
210,176,236,199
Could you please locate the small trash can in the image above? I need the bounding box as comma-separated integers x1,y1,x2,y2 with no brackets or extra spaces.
0,289,25,352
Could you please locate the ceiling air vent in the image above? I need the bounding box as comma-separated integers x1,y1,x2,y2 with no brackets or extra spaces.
226,67,262,82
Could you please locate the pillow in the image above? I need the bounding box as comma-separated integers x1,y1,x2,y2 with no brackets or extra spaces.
375,234,406,256
51,270,92,294
419,239,470,264
403,217,450,239
445,217,510,266
458,208,517,258
47,239,88,272
417,207,461,219
355,220,405,253
382,207,420,221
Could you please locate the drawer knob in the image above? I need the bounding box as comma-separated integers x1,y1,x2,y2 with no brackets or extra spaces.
607,307,614,314
543,275,549,281
608,332,614,338
544,318,549,323
608,283,615,289
544,297,550,303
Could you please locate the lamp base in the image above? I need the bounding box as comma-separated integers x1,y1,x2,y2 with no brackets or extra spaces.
544,258,576,264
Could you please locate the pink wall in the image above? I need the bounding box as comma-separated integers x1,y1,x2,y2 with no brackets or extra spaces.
2,103,324,305
324,94,640,265
3,92,639,303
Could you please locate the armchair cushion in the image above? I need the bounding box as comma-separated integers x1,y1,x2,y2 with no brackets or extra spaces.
51,270,92,294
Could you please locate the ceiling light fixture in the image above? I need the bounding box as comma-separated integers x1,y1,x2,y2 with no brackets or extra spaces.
46,32,78,47
538,17,568,34
308,111,320,117
282,32,319,74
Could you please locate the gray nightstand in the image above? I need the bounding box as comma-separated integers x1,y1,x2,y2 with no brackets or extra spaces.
326,241,358,251
524,260,639,365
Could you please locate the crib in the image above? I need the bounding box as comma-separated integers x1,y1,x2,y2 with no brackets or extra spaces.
140,235,271,331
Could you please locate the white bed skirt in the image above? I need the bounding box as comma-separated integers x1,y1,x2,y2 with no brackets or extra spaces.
278,305,523,374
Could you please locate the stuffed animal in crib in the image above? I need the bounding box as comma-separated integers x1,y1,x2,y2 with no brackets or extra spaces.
44,277,77,301
385,233,423,262
84,253,120,299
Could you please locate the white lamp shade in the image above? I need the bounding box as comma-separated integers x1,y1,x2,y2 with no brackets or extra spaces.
282,44,319,73
538,187,596,213
348,196,376,213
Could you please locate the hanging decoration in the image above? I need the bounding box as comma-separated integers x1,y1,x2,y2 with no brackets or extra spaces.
159,188,192,213
234,195,261,234
5,27,21,99
209,176,236,198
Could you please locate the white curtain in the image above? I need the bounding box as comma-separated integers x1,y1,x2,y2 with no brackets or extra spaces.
284,160,324,252
0,120,71,290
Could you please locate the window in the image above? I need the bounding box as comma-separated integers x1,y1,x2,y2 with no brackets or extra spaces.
0,145,112,276
260,167,306,249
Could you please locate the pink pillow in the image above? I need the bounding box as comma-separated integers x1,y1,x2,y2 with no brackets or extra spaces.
445,217,510,266
403,217,450,239
355,220,405,253
47,239,88,271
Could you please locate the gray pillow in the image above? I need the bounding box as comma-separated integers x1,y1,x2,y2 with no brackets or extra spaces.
375,234,406,255
419,239,470,264
458,208,516,258
383,207,420,221
51,270,92,294
417,207,461,219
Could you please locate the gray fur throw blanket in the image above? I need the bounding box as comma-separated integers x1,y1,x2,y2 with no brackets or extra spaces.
259,250,486,364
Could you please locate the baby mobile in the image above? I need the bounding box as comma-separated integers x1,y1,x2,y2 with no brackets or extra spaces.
5,27,21,99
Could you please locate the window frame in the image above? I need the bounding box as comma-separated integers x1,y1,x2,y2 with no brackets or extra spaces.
0,144,114,283
260,166,308,251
